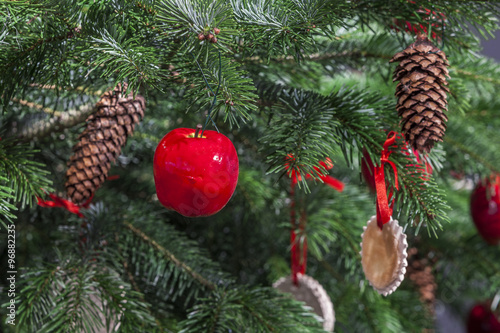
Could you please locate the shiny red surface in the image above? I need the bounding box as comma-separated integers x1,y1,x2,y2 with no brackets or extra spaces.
153,128,239,217
471,178,500,245
467,303,500,333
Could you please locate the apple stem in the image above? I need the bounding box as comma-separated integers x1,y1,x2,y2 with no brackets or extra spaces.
195,124,203,138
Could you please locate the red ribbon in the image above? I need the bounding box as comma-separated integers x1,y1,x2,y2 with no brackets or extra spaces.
374,132,399,229
285,155,345,192
290,180,307,286
37,193,93,218
285,155,344,286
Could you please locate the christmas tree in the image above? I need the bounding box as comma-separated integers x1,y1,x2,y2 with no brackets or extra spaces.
1,0,500,332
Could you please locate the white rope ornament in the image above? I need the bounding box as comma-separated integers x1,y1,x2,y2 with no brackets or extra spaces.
273,274,335,332
360,216,408,296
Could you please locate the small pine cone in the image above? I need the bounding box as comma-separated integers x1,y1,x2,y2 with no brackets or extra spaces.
390,34,449,154
65,84,145,204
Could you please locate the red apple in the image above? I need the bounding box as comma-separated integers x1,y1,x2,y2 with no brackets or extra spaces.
153,127,239,217
467,303,500,333
470,176,500,245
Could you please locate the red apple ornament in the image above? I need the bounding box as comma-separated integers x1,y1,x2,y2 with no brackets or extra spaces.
154,127,239,217
467,303,500,333
470,176,500,245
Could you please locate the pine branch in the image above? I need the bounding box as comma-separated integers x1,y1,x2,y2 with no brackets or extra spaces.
179,286,324,333
259,88,339,191
14,252,157,332
85,29,164,93
443,117,500,176
0,176,16,226
123,222,217,291
259,84,449,234
0,137,52,215
231,0,321,61
259,85,394,187
352,0,500,52
179,48,258,126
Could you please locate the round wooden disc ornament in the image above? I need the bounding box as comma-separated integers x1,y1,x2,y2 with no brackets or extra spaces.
360,216,408,296
273,274,335,332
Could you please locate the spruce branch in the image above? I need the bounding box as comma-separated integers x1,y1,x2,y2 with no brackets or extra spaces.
180,48,258,126
0,137,52,216
86,29,164,92
179,286,324,332
2,27,81,70
259,88,339,191
442,117,500,176
259,84,449,234
0,176,16,226
123,221,217,291
14,251,157,332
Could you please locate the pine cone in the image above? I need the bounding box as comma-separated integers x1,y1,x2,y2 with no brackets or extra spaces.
406,248,437,312
390,34,449,154
65,85,145,204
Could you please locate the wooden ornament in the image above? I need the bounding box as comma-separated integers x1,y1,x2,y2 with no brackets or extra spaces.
273,274,335,332
360,216,408,296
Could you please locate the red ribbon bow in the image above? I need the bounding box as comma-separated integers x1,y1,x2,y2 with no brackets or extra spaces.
374,132,399,229
37,193,93,218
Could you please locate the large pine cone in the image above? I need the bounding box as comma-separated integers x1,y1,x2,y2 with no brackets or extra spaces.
65,85,145,204
390,34,449,154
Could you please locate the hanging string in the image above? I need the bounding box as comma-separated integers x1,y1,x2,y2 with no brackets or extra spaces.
190,50,222,135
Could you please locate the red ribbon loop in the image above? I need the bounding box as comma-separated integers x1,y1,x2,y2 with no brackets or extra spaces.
374,131,399,229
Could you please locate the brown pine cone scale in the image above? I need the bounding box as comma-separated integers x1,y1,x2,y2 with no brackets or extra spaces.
390,34,449,154
65,85,145,204
406,248,437,313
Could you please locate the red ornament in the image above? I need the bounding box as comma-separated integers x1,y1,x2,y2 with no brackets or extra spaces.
470,176,500,245
153,127,239,217
467,303,500,333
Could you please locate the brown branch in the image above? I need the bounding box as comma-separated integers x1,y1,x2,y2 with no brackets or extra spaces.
10,97,58,115
454,68,500,86
28,83,105,96
240,49,392,64
123,222,216,291
12,103,95,141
